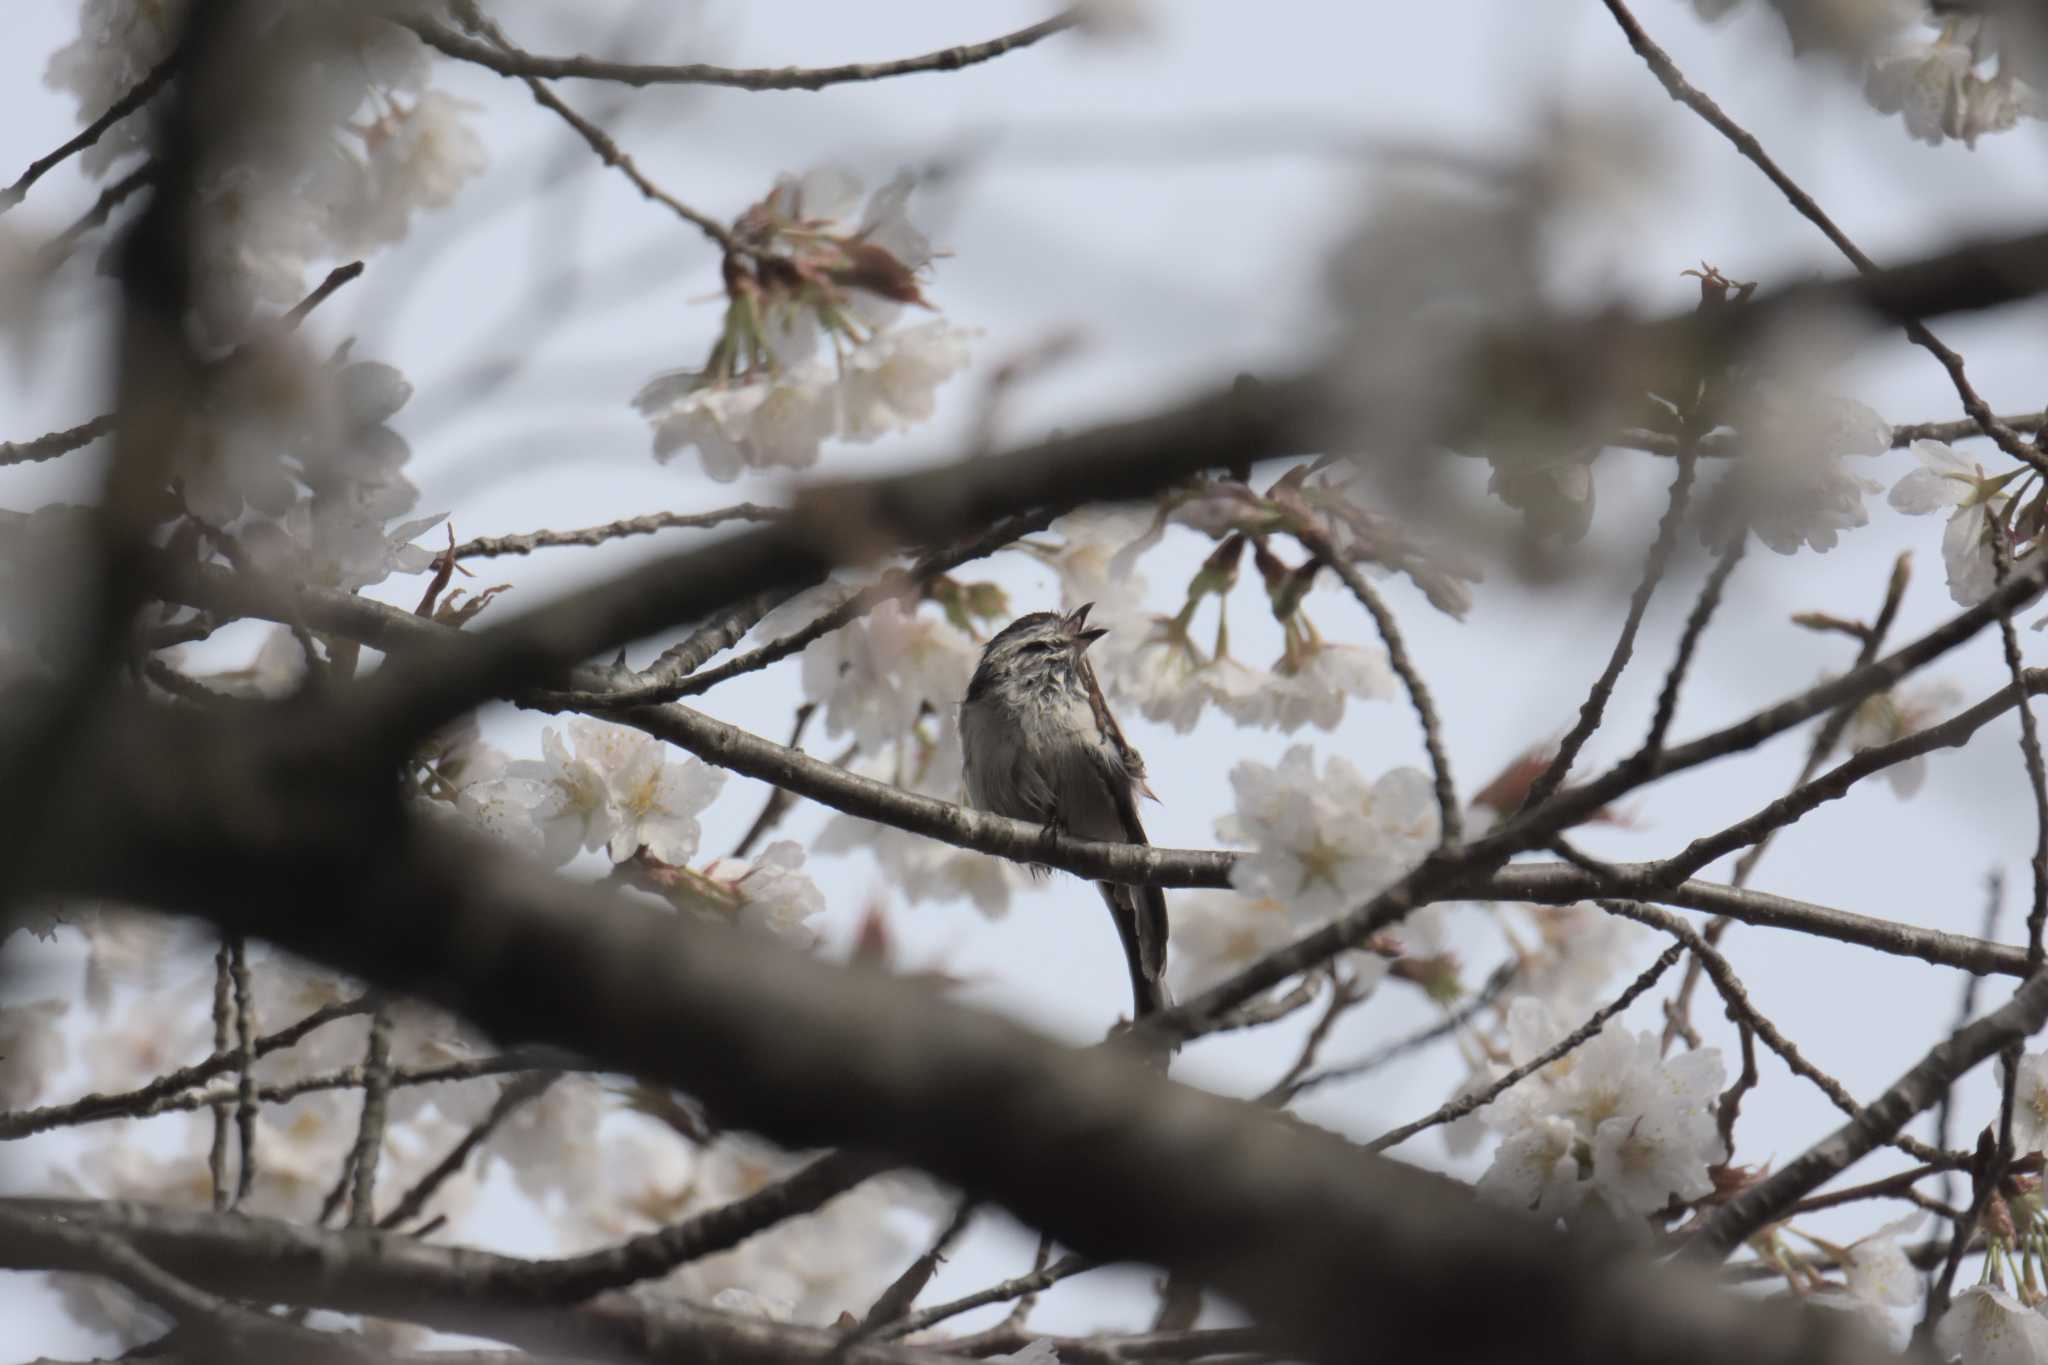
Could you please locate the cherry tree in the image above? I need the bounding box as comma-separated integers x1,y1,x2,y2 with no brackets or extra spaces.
2,3,2048,1364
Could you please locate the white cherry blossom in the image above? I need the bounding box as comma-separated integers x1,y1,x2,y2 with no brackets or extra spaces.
2010,1049,2048,1155
1934,1284,2048,1365
1221,746,1437,919
765,594,979,754
1475,1113,1588,1219
1866,17,2046,147
337,91,489,251
1889,439,2028,606
1166,891,1300,996
467,719,723,868
634,365,839,481
1841,1212,1925,1313
1472,997,1725,1220
1507,902,1650,1016
836,321,976,442
1267,637,1396,731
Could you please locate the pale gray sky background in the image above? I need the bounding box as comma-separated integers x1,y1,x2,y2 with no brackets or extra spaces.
4,0,2048,1353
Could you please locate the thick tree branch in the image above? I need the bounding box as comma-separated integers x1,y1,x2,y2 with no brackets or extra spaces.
1598,0,2045,473
30,819,1910,1365
1687,968,2048,1261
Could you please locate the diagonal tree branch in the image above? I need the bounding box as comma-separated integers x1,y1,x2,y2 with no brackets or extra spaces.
1687,968,2048,1261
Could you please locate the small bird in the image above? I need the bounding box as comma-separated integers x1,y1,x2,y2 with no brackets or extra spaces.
960,604,1169,1018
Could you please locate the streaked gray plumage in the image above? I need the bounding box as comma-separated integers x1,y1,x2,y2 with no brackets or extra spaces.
960,604,1169,1018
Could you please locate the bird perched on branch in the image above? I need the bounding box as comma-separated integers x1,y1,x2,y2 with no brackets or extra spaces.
960,604,1170,1018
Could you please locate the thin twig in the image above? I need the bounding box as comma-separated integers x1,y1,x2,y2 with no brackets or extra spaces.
450,1,740,254
1366,943,1686,1155
0,415,116,468
1784,1165,1944,1219
453,505,785,560
0,51,177,214
1991,527,2048,968
1520,438,1699,812
227,937,257,1204
1597,0,2048,475
588,507,1065,708
1598,899,1966,1169
1285,963,1516,1099
1294,525,1461,845
846,1196,978,1338
207,941,232,1212
409,10,1075,93
1259,970,1361,1104
880,1252,1098,1339
1642,536,1745,758
379,1072,559,1231
1660,553,1911,1048
281,261,365,329
0,995,371,1141
1687,960,2048,1262
1937,871,2004,1209
345,1003,396,1227
44,159,157,258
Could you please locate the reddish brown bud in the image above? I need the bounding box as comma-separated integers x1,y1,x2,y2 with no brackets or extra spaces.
829,240,930,307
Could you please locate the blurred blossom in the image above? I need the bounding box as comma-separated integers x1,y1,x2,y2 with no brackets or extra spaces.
334,90,489,251
0,999,68,1108
985,1343,1063,1365
1865,14,2046,146
1167,891,1301,996
1706,314,1892,557
1325,119,1651,533
196,625,310,699
49,5,483,339
0,504,100,666
1167,888,1396,998
1502,903,1650,1016
44,0,182,176
486,1073,608,1204
1841,677,1963,797
1710,0,1919,57
563,1130,940,1325
1839,1212,1924,1314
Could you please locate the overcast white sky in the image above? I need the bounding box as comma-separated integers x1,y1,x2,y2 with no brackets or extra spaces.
6,0,2048,1353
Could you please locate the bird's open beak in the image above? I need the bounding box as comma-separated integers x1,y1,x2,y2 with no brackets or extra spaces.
1066,602,1108,647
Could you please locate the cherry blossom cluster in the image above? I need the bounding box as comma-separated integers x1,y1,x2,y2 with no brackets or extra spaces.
413,715,830,942
634,169,975,481
1685,2,2045,147
47,2,486,339
1467,996,1727,1222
